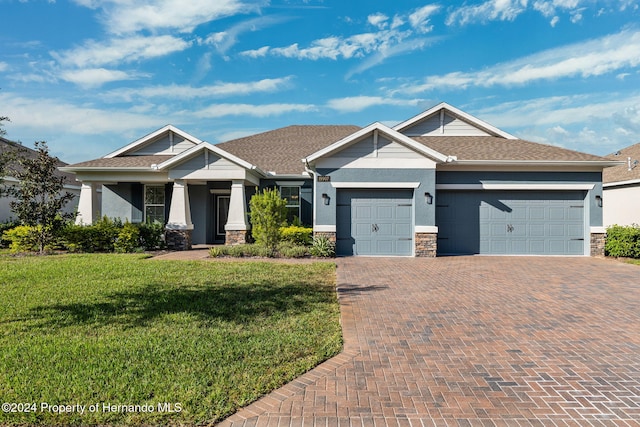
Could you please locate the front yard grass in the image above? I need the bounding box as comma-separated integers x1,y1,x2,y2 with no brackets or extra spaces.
0,254,341,426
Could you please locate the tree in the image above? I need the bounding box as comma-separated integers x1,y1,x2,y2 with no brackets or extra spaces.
9,141,76,253
249,188,287,255
0,115,12,196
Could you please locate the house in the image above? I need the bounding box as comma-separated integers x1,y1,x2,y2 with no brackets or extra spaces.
0,136,81,222
603,142,640,226
61,102,619,256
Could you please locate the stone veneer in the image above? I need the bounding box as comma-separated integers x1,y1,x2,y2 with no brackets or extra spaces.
226,230,248,245
415,232,437,257
165,229,192,251
590,232,606,257
313,231,336,243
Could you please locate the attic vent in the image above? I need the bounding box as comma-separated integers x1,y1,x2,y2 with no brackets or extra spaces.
629,157,639,171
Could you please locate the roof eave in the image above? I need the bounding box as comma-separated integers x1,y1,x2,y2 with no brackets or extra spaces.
449,160,623,167
59,166,156,173
603,178,640,188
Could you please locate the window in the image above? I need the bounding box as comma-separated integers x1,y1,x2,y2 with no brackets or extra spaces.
280,186,300,224
145,185,165,224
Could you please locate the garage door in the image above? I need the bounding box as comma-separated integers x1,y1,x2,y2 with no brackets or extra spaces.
337,189,413,256
436,191,585,255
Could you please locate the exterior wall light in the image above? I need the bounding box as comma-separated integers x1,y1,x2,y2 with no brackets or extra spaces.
425,192,433,205
322,193,330,205
595,195,603,207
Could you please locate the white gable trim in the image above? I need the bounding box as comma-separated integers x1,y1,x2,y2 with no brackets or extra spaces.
105,125,203,158
393,102,518,140
156,141,266,176
304,122,451,164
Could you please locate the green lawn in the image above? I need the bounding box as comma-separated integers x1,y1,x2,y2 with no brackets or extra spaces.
0,254,342,426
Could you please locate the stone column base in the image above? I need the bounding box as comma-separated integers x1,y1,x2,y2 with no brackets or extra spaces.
590,232,606,257
165,229,193,251
226,230,248,245
313,231,336,243
415,232,437,257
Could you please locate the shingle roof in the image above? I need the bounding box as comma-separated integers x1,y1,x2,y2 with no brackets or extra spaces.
0,136,77,184
65,155,174,169
412,136,609,162
603,142,640,184
216,125,362,174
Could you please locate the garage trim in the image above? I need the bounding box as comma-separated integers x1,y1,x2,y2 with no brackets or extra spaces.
332,181,420,188
436,183,595,190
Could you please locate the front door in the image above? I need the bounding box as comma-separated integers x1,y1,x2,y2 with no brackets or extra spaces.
215,195,230,242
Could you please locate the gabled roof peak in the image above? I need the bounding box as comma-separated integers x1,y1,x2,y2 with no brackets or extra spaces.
104,124,202,158
393,102,518,140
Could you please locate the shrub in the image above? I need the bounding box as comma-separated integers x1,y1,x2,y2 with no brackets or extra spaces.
249,188,287,255
0,220,20,248
605,224,640,258
209,246,227,258
280,225,313,245
138,221,165,250
310,235,336,258
3,225,39,253
114,222,141,253
278,242,309,258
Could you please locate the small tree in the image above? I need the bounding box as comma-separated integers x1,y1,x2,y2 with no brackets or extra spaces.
249,188,287,255
0,115,10,194
9,141,76,253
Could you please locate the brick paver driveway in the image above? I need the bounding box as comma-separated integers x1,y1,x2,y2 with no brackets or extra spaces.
219,257,640,427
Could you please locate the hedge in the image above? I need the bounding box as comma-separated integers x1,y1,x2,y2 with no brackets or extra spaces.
605,224,640,258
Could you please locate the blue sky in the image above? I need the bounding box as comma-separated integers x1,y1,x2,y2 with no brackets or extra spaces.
1,0,639,164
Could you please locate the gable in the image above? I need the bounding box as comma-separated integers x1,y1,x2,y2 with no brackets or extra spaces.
400,111,492,137
170,149,241,172
312,125,444,169
131,133,197,156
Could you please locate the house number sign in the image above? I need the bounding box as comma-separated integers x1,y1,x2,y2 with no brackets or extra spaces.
317,176,331,182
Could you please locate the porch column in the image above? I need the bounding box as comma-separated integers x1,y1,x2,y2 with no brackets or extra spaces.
166,180,193,250
75,182,100,225
225,180,249,245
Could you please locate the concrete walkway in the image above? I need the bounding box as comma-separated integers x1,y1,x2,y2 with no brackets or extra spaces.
218,256,640,427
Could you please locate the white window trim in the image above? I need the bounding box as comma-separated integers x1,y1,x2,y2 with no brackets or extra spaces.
279,185,301,220
144,184,166,223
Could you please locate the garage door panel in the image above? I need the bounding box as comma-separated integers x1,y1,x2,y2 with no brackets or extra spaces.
436,190,586,255
337,189,413,256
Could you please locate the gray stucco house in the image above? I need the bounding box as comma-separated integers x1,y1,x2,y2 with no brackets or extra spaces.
62,102,619,256
603,142,640,227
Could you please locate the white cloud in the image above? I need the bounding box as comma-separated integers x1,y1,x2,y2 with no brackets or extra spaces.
73,0,261,35
326,96,424,113
0,62,8,72
103,77,294,101
201,15,291,55
60,68,141,88
397,29,640,93
0,92,159,135
240,46,270,58
52,35,191,68
368,13,389,29
194,103,316,118
408,4,440,33
446,0,529,26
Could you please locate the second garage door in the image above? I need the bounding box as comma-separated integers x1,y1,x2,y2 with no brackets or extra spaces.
336,189,413,256
436,191,586,255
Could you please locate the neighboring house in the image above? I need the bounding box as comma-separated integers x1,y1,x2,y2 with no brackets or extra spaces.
603,142,640,226
62,102,619,256
0,136,81,222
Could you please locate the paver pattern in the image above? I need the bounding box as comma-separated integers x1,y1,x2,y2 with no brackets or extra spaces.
218,257,640,427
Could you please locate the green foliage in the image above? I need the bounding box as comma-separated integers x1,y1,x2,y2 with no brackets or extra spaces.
138,221,166,250
249,188,287,254
310,235,336,258
605,224,640,258
209,244,273,258
8,141,76,253
63,217,164,253
114,222,141,253
280,225,313,245
277,241,309,258
2,225,38,252
0,220,20,248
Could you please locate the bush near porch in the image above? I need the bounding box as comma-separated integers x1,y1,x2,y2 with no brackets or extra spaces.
0,254,342,426
1,217,165,253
